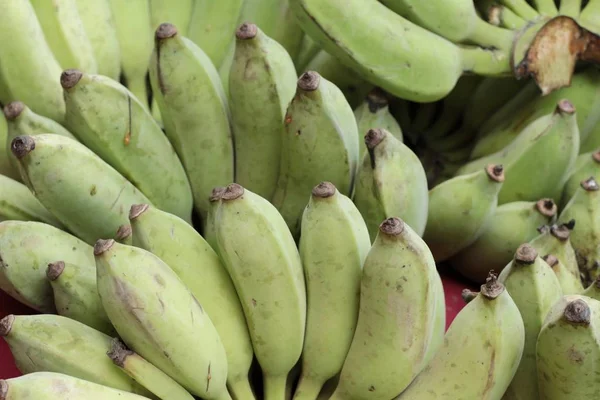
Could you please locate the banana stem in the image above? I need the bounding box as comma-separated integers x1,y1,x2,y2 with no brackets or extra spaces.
470,18,516,52
459,47,511,76
491,5,528,29
292,375,325,400
264,374,288,400
499,0,540,19
558,0,583,18
532,0,559,15
227,378,256,400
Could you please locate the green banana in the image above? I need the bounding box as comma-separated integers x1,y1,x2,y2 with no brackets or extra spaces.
450,198,557,283
294,34,320,73
229,22,297,200
561,149,600,207
583,276,600,300
214,184,306,400
396,272,524,399
0,111,19,181
423,164,505,262
330,217,443,400
0,0,65,122
497,244,563,400
457,100,580,204
354,88,403,155
74,0,121,80
149,0,193,32
10,134,151,245
0,372,152,400
0,174,64,228
558,0,582,17
293,182,371,400
61,69,193,222
95,239,230,400
0,314,150,396
46,260,114,335
0,220,94,313
187,0,245,68
149,24,233,219
108,338,195,400
536,295,600,399
353,128,428,240
271,71,359,236
129,203,255,400
203,186,226,253
289,0,510,102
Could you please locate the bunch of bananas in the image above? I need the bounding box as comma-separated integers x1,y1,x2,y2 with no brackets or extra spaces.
0,0,600,399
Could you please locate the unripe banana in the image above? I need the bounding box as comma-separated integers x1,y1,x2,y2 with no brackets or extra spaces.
0,314,150,396
423,164,505,262
149,24,233,219
497,244,563,400
95,239,230,400
293,182,371,400
129,203,255,400
214,184,306,400
561,149,600,207
46,261,114,335
354,88,403,155
536,295,600,399
203,187,226,253
61,69,193,222
149,0,193,32
229,23,297,200
108,338,195,400
0,0,65,122
353,128,428,240
396,273,525,400
330,217,443,400
0,220,94,313
583,276,600,300
450,198,557,283
271,71,359,236
0,111,19,181
10,134,151,245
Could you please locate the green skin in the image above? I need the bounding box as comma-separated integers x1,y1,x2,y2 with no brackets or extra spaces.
352,131,428,241
203,197,221,254
95,241,230,400
294,34,320,73
583,279,600,300
0,372,151,400
13,134,152,245
63,73,193,222
497,254,563,400
271,74,359,237
423,166,504,262
396,287,525,400
214,187,306,400
0,174,64,228
74,0,121,80
293,187,371,400
498,0,540,19
580,0,600,33
0,220,93,313
30,0,97,73
1,315,150,396
557,0,582,18
130,205,255,400
0,0,65,122
536,295,600,399
229,25,297,200
0,109,20,180
354,100,403,156
450,201,556,283
561,151,600,207
535,0,560,15
48,261,115,336
149,32,233,220
330,221,442,400
149,0,194,32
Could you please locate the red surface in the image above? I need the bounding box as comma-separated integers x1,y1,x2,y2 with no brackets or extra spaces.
0,269,476,379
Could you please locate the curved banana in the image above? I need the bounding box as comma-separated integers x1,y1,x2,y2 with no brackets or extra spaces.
561,149,600,207
354,88,403,154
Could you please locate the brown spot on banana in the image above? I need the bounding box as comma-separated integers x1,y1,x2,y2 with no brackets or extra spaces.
107,337,134,368
10,136,35,159
3,101,24,120
0,314,14,337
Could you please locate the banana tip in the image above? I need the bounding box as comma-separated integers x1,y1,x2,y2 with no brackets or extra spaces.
107,338,133,367
365,128,387,150
0,380,7,400
209,187,226,203
3,101,24,120
515,244,537,264
60,69,83,89
564,299,591,325
94,239,115,256
557,99,576,115
10,136,35,159
222,183,244,201
156,23,178,40
379,217,404,236
485,164,505,182
236,22,257,40
0,315,14,337
581,176,599,191
129,204,149,221
312,182,336,198
46,261,65,281
542,254,559,268
480,271,504,299
298,71,320,91
536,199,557,217
550,223,571,241
116,224,132,241
366,88,388,112
592,150,600,163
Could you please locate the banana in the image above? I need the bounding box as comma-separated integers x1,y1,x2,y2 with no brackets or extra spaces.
271,71,359,236
149,0,193,32
293,182,371,400
115,224,133,245
558,0,582,17
0,174,64,228
423,164,505,262
396,272,525,399
0,314,150,396
203,187,226,253
0,111,19,181
188,0,245,68
61,69,193,222
46,260,114,335
289,0,510,102
294,34,320,73
583,276,600,300
354,88,403,155
214,184,306,400
498,0,540,19
561,149,600,207
74,0,121,80
10,134,151,245
229,22,297,200
0,0,65,122
108,338,195,400
353,128,428,240
457,100,580,204
486,3,528,29
497,244,563,400
450,199,557,283
95,239,230,400
536,295,600,399
128,203,255,400
149,24,233,219
0,220,94,313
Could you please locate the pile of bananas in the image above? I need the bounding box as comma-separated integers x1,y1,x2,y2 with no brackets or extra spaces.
1,0,600,399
